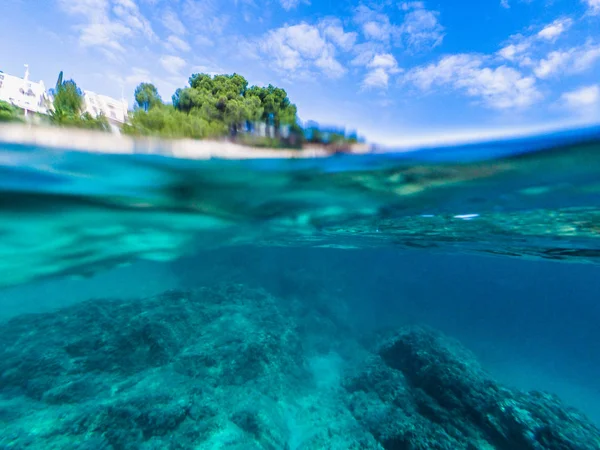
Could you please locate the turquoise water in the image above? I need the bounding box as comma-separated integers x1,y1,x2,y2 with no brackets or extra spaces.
1,127,600,449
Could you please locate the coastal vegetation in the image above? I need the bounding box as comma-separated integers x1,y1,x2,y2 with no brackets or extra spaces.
48,72,109,131
2,70,362,149
124,73,361,149
123,73,303,146
0,100,23,122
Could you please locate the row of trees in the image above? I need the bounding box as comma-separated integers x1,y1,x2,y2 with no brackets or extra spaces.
1,70,361,149
124,73,360,148
123,73,303,145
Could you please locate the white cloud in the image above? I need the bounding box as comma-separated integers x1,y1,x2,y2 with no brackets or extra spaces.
497,17,576,68
583,0,600,15
368,53,400,70
165,35,191,52
352,2,443,89
536,18,572,41
57,0,155,55
400,2,425,11
354,5,397,42
363,68,391,88
561,84,600,107
279,0,309,10
350,41,384,67
112,0,154,38
363,53,401,89
500,0,510,9
162,9,186,35
400,7,445,51
560,84,600,119
406,54,477,90
160,55,187,75
282,25,327,58
315,53,347,78
183,0,229,35
257,23,346,79
58,0,108,21
354,3,444,51
195,35,214,47
122,67,152,85
319,18,358,51
363,21,391,41
79,22,131,53
498,42,531,61
533,50,573,78
572,42,600,72
533,42,600,78
405,54,542,109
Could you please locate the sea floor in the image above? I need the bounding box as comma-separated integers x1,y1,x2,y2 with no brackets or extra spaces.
1,248,599,449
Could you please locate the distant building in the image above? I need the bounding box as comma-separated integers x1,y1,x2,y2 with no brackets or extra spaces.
82,90,128,130
0,65,51,115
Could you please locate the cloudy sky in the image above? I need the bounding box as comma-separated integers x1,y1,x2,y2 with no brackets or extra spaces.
1,0,599,145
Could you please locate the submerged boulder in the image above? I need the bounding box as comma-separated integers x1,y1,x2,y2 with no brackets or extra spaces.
1,286,599,450
346,326,600,450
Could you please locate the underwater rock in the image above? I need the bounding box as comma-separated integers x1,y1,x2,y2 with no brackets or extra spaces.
1,286,599,449
346,326,600,450
0,284,373,449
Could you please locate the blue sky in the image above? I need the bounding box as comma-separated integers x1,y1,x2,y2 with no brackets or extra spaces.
1,0,599,145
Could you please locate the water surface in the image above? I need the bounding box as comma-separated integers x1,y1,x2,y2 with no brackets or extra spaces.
1,126,599,449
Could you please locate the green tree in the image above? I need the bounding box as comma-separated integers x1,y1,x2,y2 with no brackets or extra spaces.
127,71,357,149
55,71,63,92
173,73,264,135
52,79,83,117
134,83,162,111
172,86,208,113
122,107,226,139
0,101,22,122
224,95,264,135
49,74,109,131
246,85,298,132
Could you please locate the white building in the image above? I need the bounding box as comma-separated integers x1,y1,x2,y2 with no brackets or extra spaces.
0,65,51,115
82,91,128,126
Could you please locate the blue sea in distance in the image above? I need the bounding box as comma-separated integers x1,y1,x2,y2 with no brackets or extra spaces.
0,126,599,449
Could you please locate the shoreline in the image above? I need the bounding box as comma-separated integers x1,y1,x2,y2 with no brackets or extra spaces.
0,124,372,160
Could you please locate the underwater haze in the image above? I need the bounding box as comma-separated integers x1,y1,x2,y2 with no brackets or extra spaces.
1,127,600,449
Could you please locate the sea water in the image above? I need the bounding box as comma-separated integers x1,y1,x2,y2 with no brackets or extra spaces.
0,126,599,449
